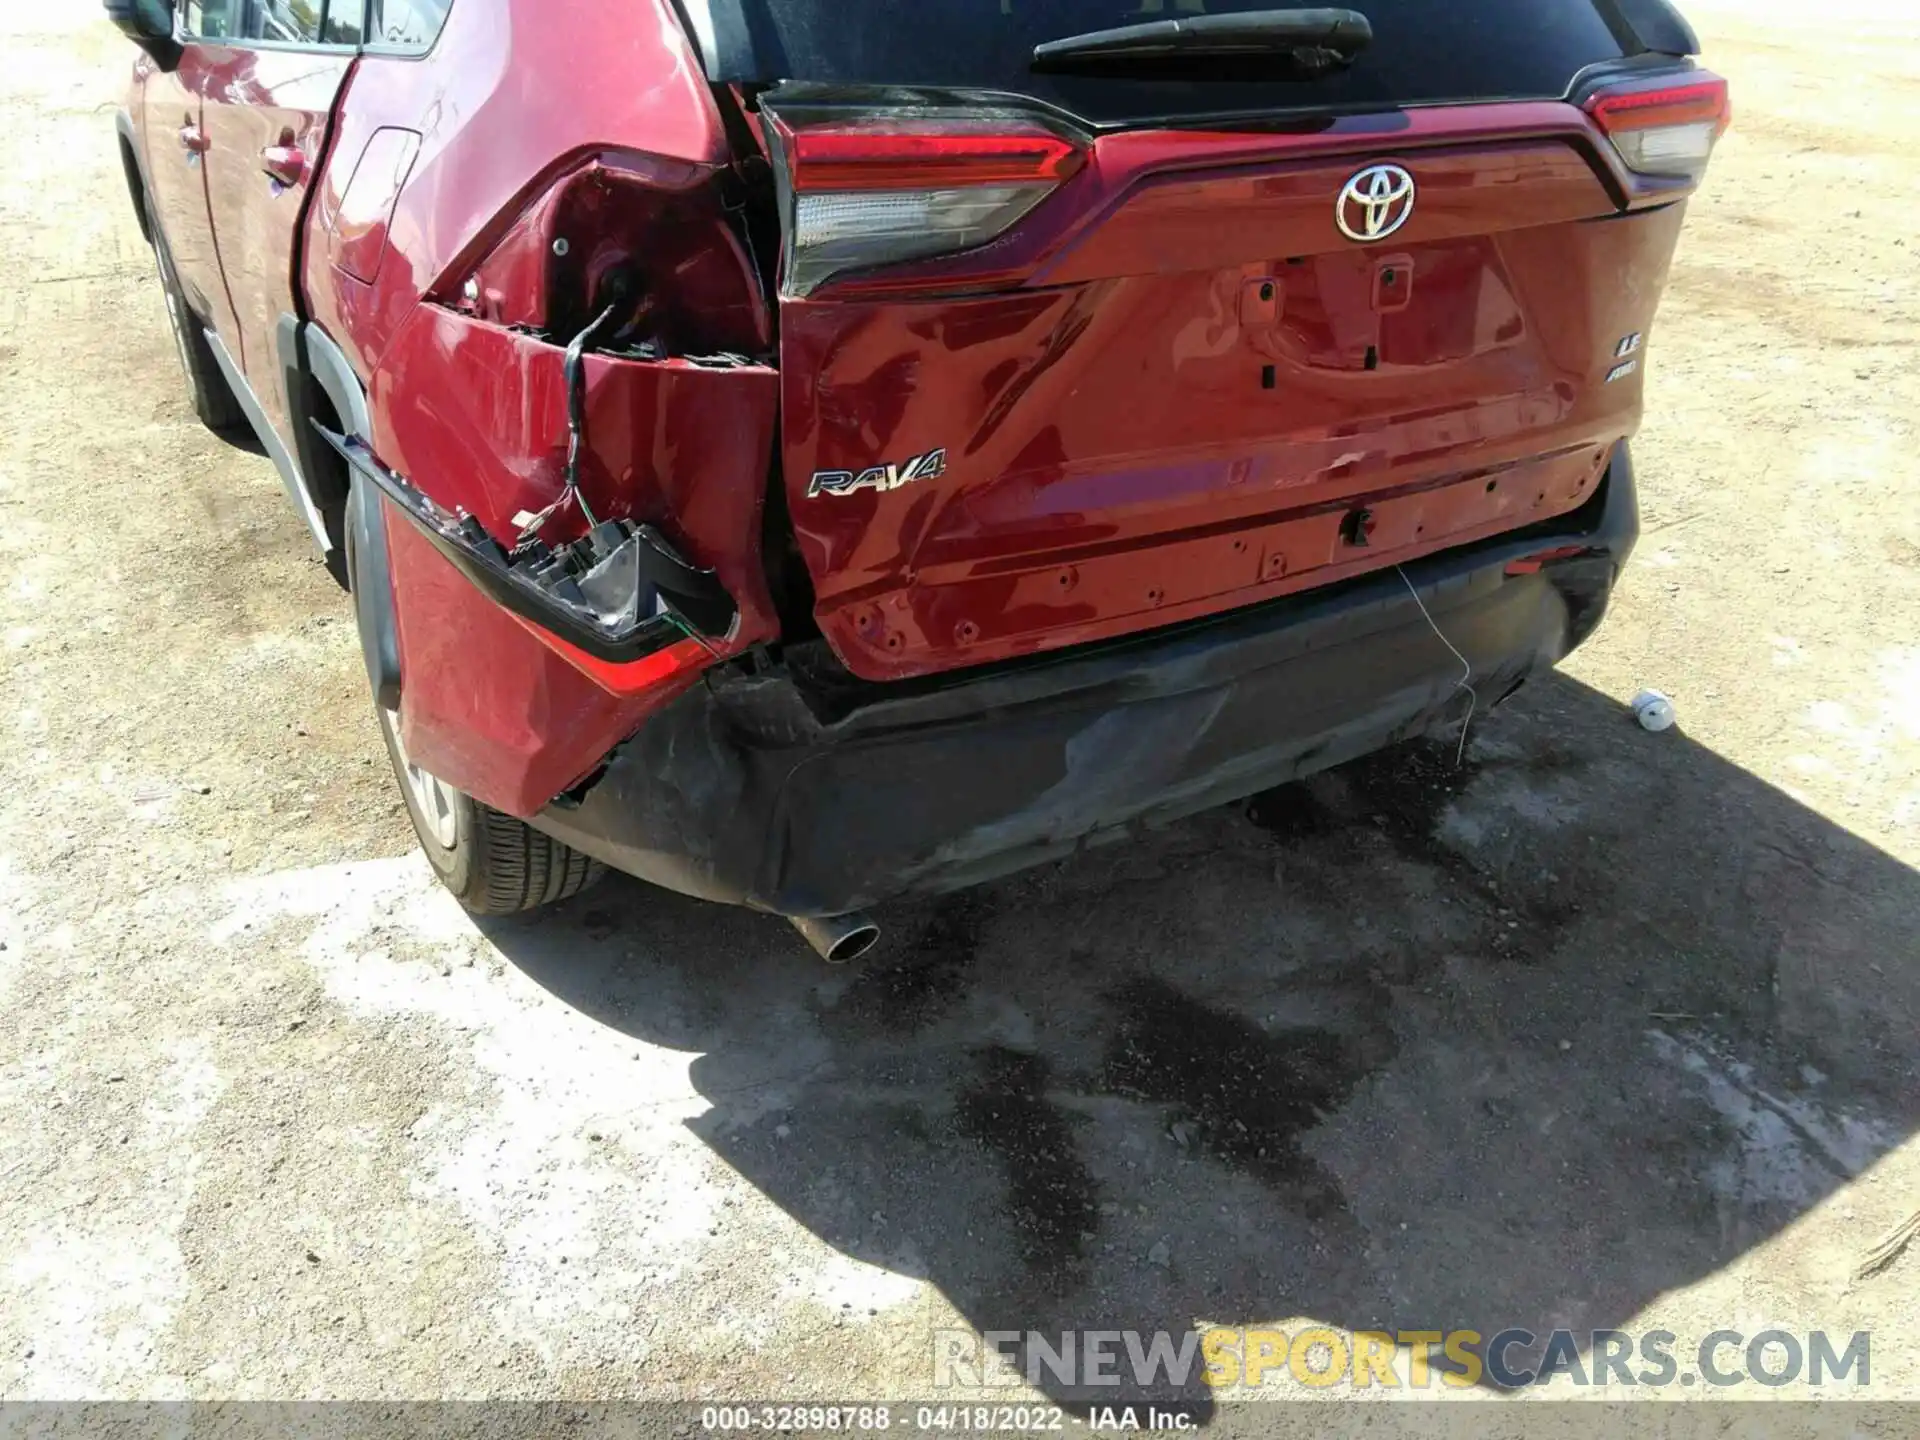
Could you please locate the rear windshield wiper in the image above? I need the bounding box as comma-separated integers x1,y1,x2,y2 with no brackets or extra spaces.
1032,8,1372,75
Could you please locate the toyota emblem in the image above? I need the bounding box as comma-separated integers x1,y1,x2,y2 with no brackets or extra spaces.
1336,164,1416,243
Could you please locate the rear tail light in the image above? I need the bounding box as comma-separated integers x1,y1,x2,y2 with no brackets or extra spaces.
516,622,715,700
1586,72,1730,184
770,118,1085,297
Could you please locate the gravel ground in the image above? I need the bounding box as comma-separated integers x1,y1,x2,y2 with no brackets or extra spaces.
1,0,1916,1418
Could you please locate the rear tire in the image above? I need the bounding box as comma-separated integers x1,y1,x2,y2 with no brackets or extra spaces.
376,703,606,916
149,224,246,435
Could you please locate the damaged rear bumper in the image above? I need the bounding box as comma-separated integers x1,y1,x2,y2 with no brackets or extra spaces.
529,447,1640,917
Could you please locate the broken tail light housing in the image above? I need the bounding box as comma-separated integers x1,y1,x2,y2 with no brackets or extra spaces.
767,114,1086,297
315,428,737,674
1586,72,1730,184
446,156,771,356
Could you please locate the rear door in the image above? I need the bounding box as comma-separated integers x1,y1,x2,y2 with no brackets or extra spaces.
690,0,1711,681
140,1,242,342
196,0,360,454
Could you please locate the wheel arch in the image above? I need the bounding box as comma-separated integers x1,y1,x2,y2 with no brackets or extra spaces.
294,322,401,709
114,109,153,245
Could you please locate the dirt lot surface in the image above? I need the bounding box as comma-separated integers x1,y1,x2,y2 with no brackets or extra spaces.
1,0,1916,1421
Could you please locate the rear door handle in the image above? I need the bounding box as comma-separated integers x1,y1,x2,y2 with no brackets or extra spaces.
261,144,308,188
178,123,209,155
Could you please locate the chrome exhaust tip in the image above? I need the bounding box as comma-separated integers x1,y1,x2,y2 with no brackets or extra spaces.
790,912,881,964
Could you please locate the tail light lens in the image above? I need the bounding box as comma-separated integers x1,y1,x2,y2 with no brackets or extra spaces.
1586,72,1730,184
770,117,1085,297
517,621,716,700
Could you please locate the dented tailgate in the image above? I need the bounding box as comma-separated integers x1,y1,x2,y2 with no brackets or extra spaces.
775,116,1680,681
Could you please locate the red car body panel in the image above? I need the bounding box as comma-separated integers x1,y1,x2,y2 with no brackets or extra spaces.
284,0,760,812
197,42,351,450
381,519,710,817
779,110,1684,680
135,47,238,342
372,303,780,812
324,125,421,285
318,36,1686,805
302,0,727,378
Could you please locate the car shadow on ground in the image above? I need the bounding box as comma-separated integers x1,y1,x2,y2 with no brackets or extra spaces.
482,672,1919,1413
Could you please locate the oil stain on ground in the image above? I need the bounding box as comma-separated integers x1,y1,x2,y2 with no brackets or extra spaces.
955,1046,1100,1293
1248,739,1584,961
1099,977,1394,1218
828,893,991,1034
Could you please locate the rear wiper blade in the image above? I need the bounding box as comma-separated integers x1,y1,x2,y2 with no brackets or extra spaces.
1032,8,1371,73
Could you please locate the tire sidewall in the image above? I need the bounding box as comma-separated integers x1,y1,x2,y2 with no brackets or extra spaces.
147,218,243,433
150,232,198,390
375,701,482,894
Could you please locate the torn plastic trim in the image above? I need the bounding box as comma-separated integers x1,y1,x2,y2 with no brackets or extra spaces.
312,425,739,665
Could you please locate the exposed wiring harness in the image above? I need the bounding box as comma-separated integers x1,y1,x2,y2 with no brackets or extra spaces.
515,275,640,545
559,301,624,530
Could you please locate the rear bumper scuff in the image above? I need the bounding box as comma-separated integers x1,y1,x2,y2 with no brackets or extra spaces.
528,445,1639,916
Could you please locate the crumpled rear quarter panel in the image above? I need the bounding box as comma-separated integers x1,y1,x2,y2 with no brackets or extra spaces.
373,305,779,816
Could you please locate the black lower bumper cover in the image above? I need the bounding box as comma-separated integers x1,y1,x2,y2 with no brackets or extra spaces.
531,446,1640,917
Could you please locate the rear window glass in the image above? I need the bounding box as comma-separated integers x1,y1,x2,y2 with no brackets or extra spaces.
694,0,1634,125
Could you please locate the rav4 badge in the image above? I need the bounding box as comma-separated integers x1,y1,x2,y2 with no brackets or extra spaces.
808,448,948,499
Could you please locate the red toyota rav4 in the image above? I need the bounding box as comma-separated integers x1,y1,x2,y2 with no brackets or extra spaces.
109,0,1725,960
